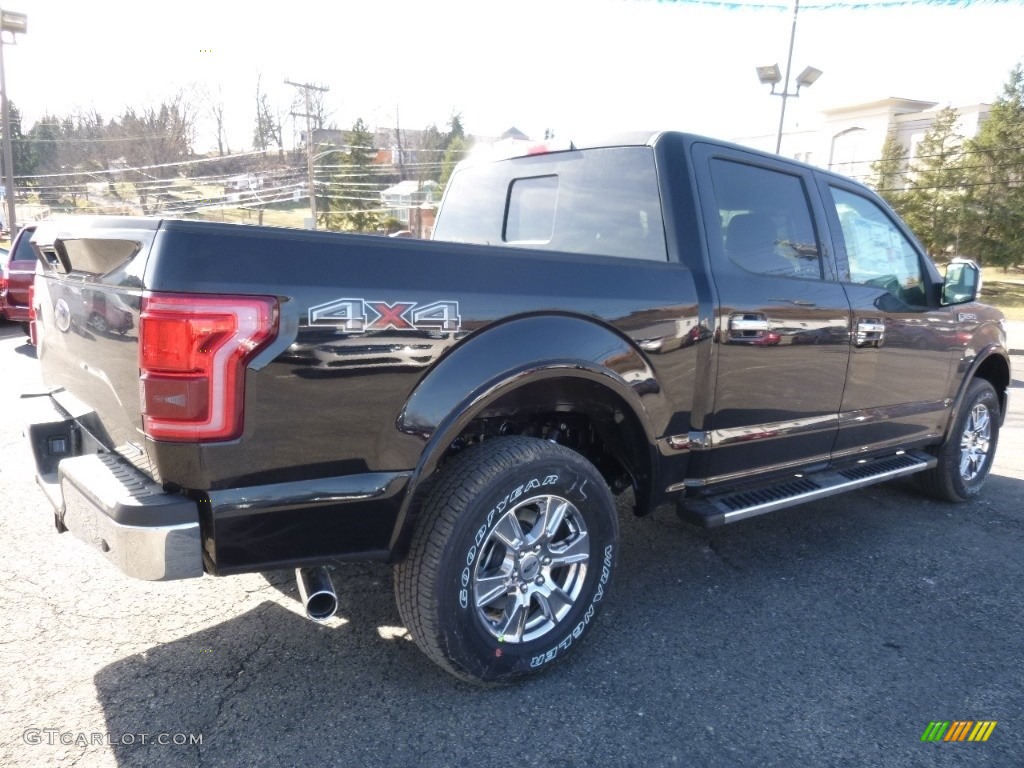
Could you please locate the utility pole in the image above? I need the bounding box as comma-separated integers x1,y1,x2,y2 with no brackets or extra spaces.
0,10,28,238
286,79,328,229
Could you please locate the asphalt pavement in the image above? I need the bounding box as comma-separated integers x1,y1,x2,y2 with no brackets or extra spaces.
1,321,1021,768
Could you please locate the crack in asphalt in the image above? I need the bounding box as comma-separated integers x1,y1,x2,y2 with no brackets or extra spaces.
204,602,275,763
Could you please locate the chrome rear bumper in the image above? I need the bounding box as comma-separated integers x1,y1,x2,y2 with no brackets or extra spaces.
24,396,203,581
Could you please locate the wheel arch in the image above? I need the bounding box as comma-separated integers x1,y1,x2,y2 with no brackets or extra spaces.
389,314,666,558
947,347,1011,439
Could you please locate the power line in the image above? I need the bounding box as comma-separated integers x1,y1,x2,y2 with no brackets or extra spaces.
15,148,274,180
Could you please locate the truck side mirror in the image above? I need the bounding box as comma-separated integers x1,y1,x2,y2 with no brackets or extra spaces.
941,259,980,306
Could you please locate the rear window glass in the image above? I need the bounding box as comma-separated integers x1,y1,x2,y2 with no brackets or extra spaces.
506,175,558,243
433,146,668,262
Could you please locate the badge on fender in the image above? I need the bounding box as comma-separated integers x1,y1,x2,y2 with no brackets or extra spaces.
308,298,461,332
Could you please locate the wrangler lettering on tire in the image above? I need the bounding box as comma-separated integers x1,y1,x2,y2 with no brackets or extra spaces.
394,437,618,684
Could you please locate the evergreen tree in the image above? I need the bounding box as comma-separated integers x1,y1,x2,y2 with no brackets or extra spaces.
869,127,908,214
437,113,471,191
900,106,967,260
439,135,469,191
444,112,465,148
320,118,382,232
5,103,37,177
961,64,1024,268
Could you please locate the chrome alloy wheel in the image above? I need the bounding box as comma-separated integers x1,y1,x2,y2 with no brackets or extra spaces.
959,402,992,482
472,494,590,644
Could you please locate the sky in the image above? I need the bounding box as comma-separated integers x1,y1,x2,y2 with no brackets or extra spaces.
5,0,1024,155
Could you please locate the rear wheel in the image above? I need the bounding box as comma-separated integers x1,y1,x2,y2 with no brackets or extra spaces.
918,378,1000,502
395,436,618,684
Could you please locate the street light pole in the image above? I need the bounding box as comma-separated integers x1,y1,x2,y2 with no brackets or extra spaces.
755,1,821,157
775,0,800,155
0,9,27,238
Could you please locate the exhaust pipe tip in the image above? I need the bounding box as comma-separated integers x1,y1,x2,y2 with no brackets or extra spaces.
296,566,338,622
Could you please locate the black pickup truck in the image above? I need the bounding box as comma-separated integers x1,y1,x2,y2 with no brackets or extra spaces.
23,132,1010,683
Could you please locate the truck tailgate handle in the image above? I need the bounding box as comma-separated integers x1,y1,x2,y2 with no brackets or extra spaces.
854,319,885,347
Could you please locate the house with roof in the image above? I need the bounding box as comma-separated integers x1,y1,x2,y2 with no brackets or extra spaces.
380,179,439,237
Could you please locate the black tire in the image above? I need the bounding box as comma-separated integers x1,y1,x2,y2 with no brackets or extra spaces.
918,378,1000,502
395,436,618,684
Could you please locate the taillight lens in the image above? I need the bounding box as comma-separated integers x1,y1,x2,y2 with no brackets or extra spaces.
139,293,278,442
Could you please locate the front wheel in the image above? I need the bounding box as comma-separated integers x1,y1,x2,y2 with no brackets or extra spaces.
918,378,1001,502
395,437,618,684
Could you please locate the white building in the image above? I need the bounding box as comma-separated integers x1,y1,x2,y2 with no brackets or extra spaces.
731,97,991,185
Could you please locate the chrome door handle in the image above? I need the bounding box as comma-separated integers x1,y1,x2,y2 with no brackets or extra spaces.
855,319,885,347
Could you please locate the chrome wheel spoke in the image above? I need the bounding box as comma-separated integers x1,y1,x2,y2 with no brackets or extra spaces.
536,584,573,622
474,572,512,609
960,451,976,479
959,403,992,482
491,511,526,550
972,407,991,437
537,497,569,544
497,598,529,643
548,532,590,567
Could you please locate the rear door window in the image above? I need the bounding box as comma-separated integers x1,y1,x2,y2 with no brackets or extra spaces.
709,158,823,279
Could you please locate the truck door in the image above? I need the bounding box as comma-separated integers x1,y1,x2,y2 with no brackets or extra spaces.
690,145,852,484
817,178,956,456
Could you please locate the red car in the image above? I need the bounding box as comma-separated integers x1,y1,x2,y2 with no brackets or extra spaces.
1,225,36,332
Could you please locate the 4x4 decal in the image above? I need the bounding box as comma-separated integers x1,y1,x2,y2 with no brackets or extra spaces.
308,298,461,333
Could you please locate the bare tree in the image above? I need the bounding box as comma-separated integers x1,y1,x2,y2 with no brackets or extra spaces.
253,74,283,157
200,84,231,157
113,92,197,214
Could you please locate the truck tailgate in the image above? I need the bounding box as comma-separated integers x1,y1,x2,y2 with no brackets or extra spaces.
31,219,161,477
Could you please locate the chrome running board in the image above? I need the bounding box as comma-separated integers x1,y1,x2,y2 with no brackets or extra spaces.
679,450,937,528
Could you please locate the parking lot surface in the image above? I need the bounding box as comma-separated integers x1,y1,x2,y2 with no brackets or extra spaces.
1,321,1021,767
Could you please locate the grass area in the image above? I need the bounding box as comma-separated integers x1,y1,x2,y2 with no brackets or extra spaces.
190,205,308,229
980,279,1024,320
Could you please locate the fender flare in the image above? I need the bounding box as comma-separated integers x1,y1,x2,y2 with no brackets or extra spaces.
944,343,1011,440
389,314,667,552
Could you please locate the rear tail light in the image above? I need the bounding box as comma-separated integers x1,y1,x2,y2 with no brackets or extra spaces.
139,292,279,442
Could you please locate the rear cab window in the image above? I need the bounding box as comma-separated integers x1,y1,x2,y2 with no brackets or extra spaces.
433,146,668,262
